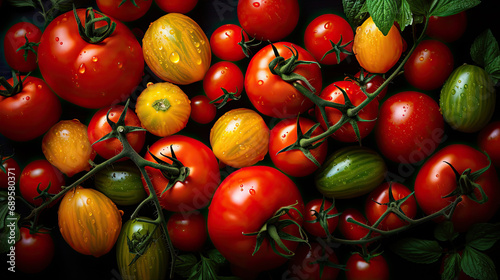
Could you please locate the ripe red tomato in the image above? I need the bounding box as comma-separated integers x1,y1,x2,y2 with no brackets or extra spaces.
426,12,467,43
96,0,152,22
143,135,220,212
477,121,500,168
365,182,417,231
203,61,244,105
167,212,208,252
303,198,339,238
3,22,42,73
287,242,341,280
414,144,500,232
15,227,55,274
351,70,388,101
304,14,354,65
37,8,144,108
208,166,304,272
338,208,370,242
19,159,65,207
0,75,62,142
245,42,322,118
315,81,379,143
375,91,444,164
237,0,299,42
1,156,20,189
345,253,390,280
404,40,454,91
269,117,328,177
87,105,146,160
190,95,217,124
154,0,198,13
210,24,249,61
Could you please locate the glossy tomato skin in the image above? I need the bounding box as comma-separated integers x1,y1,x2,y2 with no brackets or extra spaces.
0,76,62,142
345,254,390,280
303,199,339,238
269,117,328,177
477,121,500,168
404,40,454,91
210,24,249,61
3,22,42,72
414,144,500,232
208,166,304,271
365,182,417,231
426,12,467,43
15,227,55,274
245,42,322,118
1,157,20,189
203,61,244,104
19,159,65,207
315,81,379,143
375,91,444,164
155,0,198,13
287,242,341,280
237,0,299,42
96,0,152,22
190,95,216,124
167,212,208,252
87,105,146,160
338,208,371,241
304,14,354,65
143,135,220,212
37,9,144,109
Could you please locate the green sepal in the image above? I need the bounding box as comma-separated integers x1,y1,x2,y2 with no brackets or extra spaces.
73,5,116,44
320,35,354,64
209,87,241,109
238,29,262,58
147,145,190,196
16,34,39,62
305,197,341,240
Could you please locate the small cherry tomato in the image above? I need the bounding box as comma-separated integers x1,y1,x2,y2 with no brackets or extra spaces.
3,22,42,73
15,227,55,274
19,159,65,207
190,95,217,124
477,121,500,168
338,208,370,242
203,61,244,105
345,253,390,280
303,198,339,238
210,24,249,61
167,212,208,252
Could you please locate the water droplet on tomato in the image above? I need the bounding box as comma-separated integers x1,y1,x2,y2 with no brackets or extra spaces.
79,64,86,74
88,212,93,217
419,57,424,61
117,62,123,69
324,22,331,29
435,174,439,178
249,189,256,195
196,58,202,65
258,80,264,85
253,1,260,6
37,85,42,89
55,37,59,42
60,42,63,45
464,84,468,89
25,96,30,100
92,56,98,62
194,41,200,47
169,29,175,35
170,52,180,63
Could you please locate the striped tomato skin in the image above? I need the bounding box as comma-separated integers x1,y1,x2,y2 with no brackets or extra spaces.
142,13,211,85
58,186,123,257
440,64,496,133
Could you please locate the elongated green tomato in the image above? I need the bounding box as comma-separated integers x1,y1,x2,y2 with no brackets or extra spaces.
315,146,387,199
94,161,147,206
116,217,168,280
439,64,495,133
142,13,211,85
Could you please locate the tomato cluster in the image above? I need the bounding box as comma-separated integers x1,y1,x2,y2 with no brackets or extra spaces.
1,1,499,280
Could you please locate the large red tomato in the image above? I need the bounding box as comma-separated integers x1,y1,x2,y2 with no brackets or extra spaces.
15,227,55,274
3,22,42,73
208,166,304,271
37,8,144,108
245,42,322,118
414,144,500,232
426,12,467,43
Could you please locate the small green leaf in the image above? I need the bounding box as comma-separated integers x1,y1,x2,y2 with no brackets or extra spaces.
391,238,443,264
206,249,226,265
441,252,461,280
485,56,500,83
434,221,459,242
342,0,368,27
396,0,413,32
461,246,498,280
7,0,37,8
174,254,199,278
367,0,398,36
406,0,431,16
429,0,480,17
471,29,500,69
466,223,500,251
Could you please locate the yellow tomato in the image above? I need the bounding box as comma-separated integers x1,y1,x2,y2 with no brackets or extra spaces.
353,17,403,74
135,82,191,137
143,13,211,85
210,108,269,168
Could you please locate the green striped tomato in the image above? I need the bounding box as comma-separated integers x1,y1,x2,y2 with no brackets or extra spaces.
116,217,168,280
314,146,387,199
440,64,496,133
142,13,211,85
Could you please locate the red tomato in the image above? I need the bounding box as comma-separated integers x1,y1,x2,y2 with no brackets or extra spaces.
304,14,354,65
338,208,370,242
87,105,146,160
1,157,20,189
414,144,500,232
190,95,217,124
210,24,249,61
269,117,328,177
245,42,322,118
345,253,390,280
142,135,220,212
287,242,341,280
37,8,144,109
167,211,208,252
365,182,417,231
237,0,300,42
375,91,444,164
404,40,454,91
315,81,379,143
3,22,42,73
303,198,339,238
96,0,152,22
15,227,55,274
203,61,244,105
208,166,304,271
351,71,388,101
477,121,500,168
0,75,62,142
19,159,65,207
426,12,467,43
154,0,198,13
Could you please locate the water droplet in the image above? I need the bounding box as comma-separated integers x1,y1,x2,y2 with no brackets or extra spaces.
451,89,456,95
159,46,163,50
25,96,30,100
464,84,468,89
253,2,260,7
170,52,180,63
249,189,256,195
55,37,59,42
258,80,264,85
117,62,123,69
37,84,42,89
419,56,424,61
324,22,331,29
194,41,200,47
92,56,98,62
196,58,202,65
458,80,462,83
169,29,175,35
79,64,86,74
60,42,63,45
435,174,440,178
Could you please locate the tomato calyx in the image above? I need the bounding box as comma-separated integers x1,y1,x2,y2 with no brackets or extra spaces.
441,159,491,204
0,71,28,97
238,29,261,58
126,221,159,265
16,34,39,62
119,0,138,7
370,183,415,228
305,197,341,240
209,87,241,109
147,145,190,195
243,201,308,258
152,98,171,112
32,182,57,205
310,244,347,277
73,6,117,44
346,69,381,94
321,35,354,64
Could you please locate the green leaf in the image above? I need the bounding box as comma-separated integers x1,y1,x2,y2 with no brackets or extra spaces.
7,0,37,8
342,0,368,27
485,55,500,83
367,0,398,36
206,249,226,265
471,29,500,69
174,254,199,278
461,246,498,280
466,223,500,251
391,238,443,264
441,252,461,280
396,0,413,32
406,0,431,16
429,0,480,17
434,221,459,242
